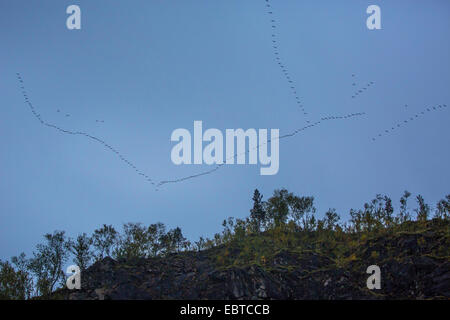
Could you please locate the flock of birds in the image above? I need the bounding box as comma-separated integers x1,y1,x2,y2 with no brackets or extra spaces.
16,71,366,189
15,1,448,188
265,0,309,124
351,74,375,99
158,112,366,186
16,73,156,186
371,104,448,141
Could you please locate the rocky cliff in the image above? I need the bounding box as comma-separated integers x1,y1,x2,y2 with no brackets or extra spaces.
55,221,450,300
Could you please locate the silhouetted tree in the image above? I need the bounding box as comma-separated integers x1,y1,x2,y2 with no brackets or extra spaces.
194,236,206,252
435,195,450,220
172,227,187,252
415,195,430,222
160,227,186,254
114,223,150,259
383,196,394,227
92,224,118,260
264,189,316,229
398,190,412,223
0,260,22,299
27,231,70,297
250,189,266,232
324,209,340,231
147,222,166,257
349,208,363,232
265,189,291,227
0,253,33,300
69,233,93,271
287,194,315,229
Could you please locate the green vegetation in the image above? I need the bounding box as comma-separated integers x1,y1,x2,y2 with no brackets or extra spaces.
1,189,449,299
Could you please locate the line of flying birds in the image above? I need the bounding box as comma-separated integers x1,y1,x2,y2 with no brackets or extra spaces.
15,2,447,188
371,104,448,141
265,0,309,123
18,72,367,189
16,73,155,186
351,74,375,99
158,112,366,187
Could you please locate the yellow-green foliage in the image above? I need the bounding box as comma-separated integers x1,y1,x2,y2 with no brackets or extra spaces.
371,251,380,259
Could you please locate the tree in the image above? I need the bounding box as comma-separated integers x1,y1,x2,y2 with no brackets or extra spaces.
0,260,21,299
172,227,187,252
349,209,363,233
366,194,394,230
147,222,166,257
415,195,430,222
324,209,340,231
194,236,206,252
69,233,93,271
183,240,192,251
115,222,151,259
264,189,315,229
0,254,33,300
92,224,118,260
398,190,412,223
435,195,450,220
287,194,315,229
232,218,247,242
265,189,291,227
382,196,394,228
11,253,34,299
250,189,266,232
362,201,378,232
28,231,70,297
160,227,187,254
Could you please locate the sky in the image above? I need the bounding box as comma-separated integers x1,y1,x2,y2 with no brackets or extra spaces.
0,0,449,261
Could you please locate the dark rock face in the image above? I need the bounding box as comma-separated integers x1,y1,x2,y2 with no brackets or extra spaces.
57,230,450,300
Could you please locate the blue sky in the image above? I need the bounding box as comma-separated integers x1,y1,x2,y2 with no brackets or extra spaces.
1,0,449,261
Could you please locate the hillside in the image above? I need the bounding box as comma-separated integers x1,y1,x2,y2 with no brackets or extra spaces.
54,219,450,300
3,188,449,300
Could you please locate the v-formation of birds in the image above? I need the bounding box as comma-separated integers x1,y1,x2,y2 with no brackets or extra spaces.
16,72,366,189
351,74,375,99
14,1,448,187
